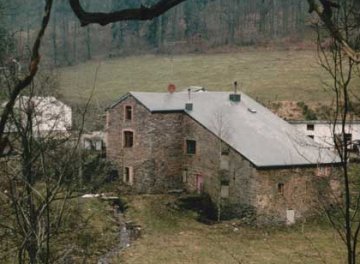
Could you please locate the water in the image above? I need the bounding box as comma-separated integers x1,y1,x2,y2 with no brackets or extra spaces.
97,205,131,264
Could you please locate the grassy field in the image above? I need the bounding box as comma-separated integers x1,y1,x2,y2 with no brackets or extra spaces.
57,49,354,107
112,195,347,264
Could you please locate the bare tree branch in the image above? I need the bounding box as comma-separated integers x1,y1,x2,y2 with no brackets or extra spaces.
0,0,53,153
69,0,187,26
307,0,360,63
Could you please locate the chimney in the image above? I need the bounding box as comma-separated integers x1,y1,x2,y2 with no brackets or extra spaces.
229,81,241,102
168,83,176,93
185,88,193,111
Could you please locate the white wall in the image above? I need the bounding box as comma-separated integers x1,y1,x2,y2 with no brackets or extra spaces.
291,122,360,149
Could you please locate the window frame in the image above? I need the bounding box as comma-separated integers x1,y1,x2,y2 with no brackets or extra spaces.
123,130,134,148
123,166,134,185
277,183,284,195
124,105,133,121
185,139,197,155
306,124,315,131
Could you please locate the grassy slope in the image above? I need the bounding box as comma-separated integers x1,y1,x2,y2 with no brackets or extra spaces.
113,195,345,264
57,49,352,107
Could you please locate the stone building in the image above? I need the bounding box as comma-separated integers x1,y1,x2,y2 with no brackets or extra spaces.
106,89,340,224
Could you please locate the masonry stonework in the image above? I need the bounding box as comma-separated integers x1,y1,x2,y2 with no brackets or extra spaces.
106,96,185,192
106,94,340,224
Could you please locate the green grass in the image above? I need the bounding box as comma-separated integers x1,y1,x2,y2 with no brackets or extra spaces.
57,49,358,107
63,197,119,262
113,195,347,264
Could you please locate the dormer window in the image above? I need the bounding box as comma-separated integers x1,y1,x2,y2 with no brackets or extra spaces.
125,105,132,121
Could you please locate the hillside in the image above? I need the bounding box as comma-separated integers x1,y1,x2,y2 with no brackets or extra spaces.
57,49,358,107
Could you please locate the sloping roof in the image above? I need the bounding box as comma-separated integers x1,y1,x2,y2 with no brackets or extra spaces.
110,91,340,168
2,96,72,133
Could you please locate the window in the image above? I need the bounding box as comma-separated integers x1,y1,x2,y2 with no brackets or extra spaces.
124,167,133,185
307,135,314,139
345,133,352,148
83,139,91,150
221,180,230,198
221,145,230,155
307,124,315,131
95,140,102,151
335,133,353,149
0,137,12,156
316,166,331,177
186,139,196,154
123,131,134,148
182,169,188,183
125,105,132,121
277,183,284,195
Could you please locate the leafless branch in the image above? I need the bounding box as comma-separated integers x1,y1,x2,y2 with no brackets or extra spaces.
69,0,187,26
0,0,53,153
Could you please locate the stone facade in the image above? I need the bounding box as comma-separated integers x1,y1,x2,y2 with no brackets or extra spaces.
106,96,184,192
106,94,340,224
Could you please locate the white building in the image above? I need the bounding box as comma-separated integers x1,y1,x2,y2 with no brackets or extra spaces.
290,120,360,151
81,131,105,151
3,96,72,136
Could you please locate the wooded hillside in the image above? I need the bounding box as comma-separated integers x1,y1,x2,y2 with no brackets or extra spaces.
3,0,311,66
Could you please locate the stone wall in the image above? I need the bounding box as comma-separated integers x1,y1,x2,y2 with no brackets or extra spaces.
253,167,341,224
181,115,256,219
106,95,184,192
106,95,341,224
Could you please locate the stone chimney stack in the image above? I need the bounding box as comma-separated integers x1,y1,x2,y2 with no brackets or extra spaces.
229,81,241,102
185,88,193,111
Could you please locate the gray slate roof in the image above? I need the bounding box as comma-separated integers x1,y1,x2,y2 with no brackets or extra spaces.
113,91,340,168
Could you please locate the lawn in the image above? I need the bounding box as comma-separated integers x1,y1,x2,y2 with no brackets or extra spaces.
57,49,356,107
113,195,346,264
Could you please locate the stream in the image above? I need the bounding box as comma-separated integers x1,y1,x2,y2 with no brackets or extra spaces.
96,198,140,264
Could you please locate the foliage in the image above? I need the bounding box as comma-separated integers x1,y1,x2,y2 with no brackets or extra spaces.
297,101,317,120
82,152,119,192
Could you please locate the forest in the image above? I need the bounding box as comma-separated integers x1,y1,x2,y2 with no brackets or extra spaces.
2,0,310,66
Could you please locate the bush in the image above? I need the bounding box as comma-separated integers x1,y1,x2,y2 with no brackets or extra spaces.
297,101,317,120
82,153,119,192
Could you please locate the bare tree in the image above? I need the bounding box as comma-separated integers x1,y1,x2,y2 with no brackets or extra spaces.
0,1,358,261
0,0,188,152
210,106,231,221
308,0,360,63
0,84,80,263
314,1,360,263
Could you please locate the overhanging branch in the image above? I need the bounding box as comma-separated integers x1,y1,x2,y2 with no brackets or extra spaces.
307,0,360,63
69,0,187,26
0,0,53,153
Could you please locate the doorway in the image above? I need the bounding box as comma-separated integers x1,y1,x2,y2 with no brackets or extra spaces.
196,174,204,194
